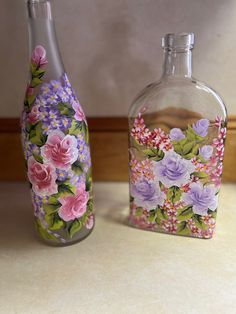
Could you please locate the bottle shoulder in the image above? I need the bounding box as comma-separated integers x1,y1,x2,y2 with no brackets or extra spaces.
129,77,227,120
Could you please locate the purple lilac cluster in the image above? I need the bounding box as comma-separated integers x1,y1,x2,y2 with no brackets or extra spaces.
31,192,45,219
77,134,91,171
35,74,75,135
23,142,41,159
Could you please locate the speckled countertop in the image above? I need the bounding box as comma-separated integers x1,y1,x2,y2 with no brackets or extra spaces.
0,182,236,314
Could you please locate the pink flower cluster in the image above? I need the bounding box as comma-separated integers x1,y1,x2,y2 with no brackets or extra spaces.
131,114,173,151
161,217,178,233
130,158,155,183
209,120,226,187
160,200,182,233
187,215,216,238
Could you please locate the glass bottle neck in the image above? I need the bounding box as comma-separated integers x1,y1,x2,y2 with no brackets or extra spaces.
162,49,192,79
27,0,64,79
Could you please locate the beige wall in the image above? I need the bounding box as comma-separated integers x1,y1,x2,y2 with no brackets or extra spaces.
0,0,236,117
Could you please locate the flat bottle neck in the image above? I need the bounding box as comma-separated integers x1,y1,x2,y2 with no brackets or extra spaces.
162,49,192,79
27,0,64,79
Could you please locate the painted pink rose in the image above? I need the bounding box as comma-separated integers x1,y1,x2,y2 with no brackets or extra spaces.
31,45,48,67
28,156,58,196
58,183,89,222
72,100,86,121
27,105,40,124
86,214,94,229
41,130,79,170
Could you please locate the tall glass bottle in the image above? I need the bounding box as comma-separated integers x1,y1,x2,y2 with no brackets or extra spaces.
21,0,94,245
128,33,227,239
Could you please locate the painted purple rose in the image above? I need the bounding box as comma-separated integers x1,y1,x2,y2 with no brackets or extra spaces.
169,128,185,141
182,182,218,215
192,119,210,137
199,145,213,160
131,179,165,210
154,151,195,188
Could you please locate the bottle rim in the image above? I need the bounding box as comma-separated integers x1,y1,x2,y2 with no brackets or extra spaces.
27,0,49,4
162,33,194,50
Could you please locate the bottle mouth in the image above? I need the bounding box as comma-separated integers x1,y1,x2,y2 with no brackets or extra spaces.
28,0,49,4
162,33,194,51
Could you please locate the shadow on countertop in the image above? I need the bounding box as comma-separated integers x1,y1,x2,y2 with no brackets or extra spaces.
0,182,43,250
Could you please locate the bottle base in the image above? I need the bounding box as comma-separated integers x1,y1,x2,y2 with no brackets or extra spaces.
35,223,95,247
128,216,214,239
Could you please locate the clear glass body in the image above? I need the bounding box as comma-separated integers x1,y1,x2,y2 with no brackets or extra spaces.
128,33,227,239
21,0,94,246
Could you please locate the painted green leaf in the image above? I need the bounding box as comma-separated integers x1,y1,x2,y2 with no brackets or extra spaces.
155,215,161,226
198,155,207,164
58,181,76,196
82,122,89,144
85,170,92,192
177,221,191,235
186,127,196,141
44,213,53,226
182,141,195,155
69,219,83,238
192,144,199,155
167,186,182,203
33,153,43,164
148,210,156,222
210,210,217,219
177,206,193,221
184,152,195,160
43,202,61,215
31,77,43,87
27,95,35,106
173,143,183,155
87,199,93,213
48,195,60,205
156,207,168,220
29,122,47,146
30,63,37,74
192,172,209,179
57,102,74,116
68,120,84,136
142,148,158,157
142,148,164,161
50,215,64,231
35,219,59,242
179,137,188,146
72,160,83,175
193,215,208,230
135,207,143,217
34,68,46,78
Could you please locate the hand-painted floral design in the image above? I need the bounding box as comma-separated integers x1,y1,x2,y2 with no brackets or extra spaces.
31,45,48,67
131,178,165,210
182,182,217,215
58,183,89,221
28,156,58,196
129,112,227,239
192,118,210,137
154,151,195,187
41,130,79,170
199,145,213,160
21,45,93,244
